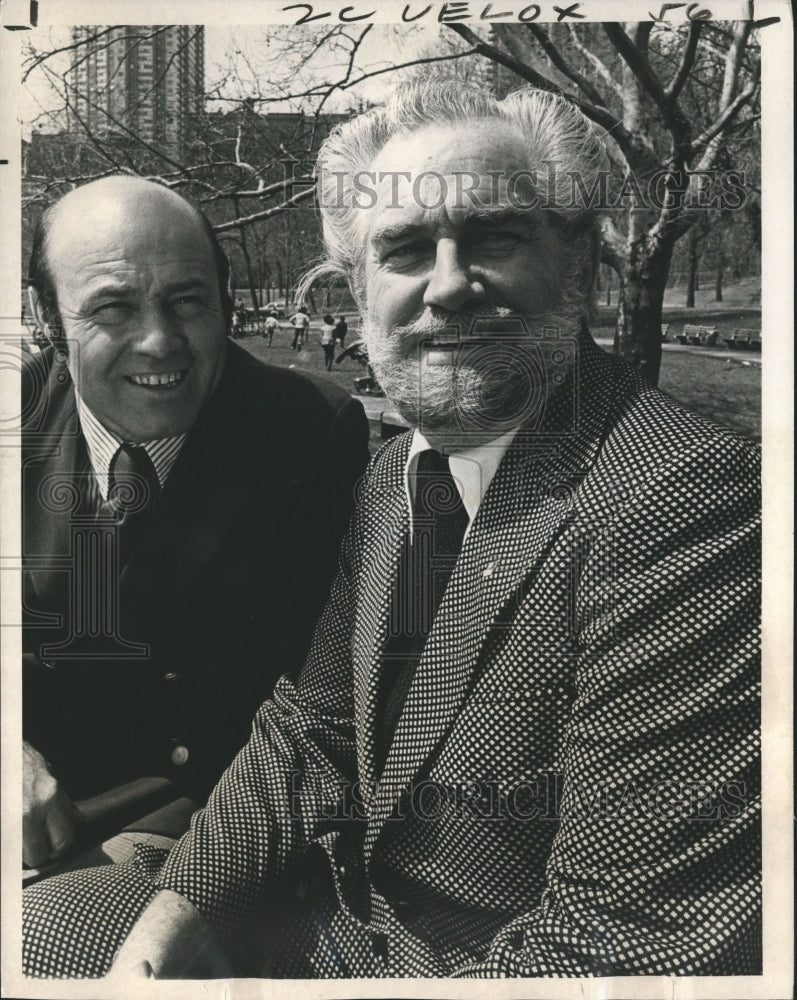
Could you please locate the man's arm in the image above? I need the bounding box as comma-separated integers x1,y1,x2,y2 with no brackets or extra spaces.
455,431,761,976
109,450,375,975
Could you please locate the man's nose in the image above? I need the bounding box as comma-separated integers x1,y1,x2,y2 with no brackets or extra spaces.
132,306,184,357
423,240,485,312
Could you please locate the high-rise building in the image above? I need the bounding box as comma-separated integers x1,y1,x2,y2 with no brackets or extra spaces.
68,25,204,152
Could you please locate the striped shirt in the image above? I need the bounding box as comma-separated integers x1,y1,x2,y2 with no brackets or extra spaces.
76,394,187,500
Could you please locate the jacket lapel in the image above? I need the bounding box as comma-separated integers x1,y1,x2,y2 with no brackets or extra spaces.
364,338,620,852
352,434,413,798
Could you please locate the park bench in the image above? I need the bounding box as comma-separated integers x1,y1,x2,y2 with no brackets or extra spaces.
723,328,761,351
678,324,718,346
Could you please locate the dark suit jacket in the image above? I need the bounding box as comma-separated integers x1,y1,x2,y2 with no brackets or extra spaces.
22,341,370,802
157,335,760,977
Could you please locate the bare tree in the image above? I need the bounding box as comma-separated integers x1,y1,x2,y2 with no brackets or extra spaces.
22,24,480,310
446,18,760,384
22,20,759,381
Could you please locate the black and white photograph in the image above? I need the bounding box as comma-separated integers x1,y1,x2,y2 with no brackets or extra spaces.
0,0,791,996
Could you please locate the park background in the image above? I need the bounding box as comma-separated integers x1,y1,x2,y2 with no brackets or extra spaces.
20,17,761,441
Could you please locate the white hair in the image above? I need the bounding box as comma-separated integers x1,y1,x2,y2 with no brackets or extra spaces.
298,77,608,307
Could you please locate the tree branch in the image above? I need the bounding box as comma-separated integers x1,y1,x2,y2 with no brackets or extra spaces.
664,21,703,101
22,26,118,83
212,186,316,231
602,22,669,111
719,19,754,107
691,60,760,168
566,25,623,98
602,21,693,157
316,25,372,115
446,23,645,167
524,24,608,108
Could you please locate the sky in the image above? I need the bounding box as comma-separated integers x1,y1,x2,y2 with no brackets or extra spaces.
19,22,473,137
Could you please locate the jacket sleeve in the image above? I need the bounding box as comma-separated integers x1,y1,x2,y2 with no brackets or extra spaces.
154,446,374,962
453,431,761,977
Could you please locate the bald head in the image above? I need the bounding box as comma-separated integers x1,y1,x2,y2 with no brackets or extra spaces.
27,176,235,441
29,177,233,331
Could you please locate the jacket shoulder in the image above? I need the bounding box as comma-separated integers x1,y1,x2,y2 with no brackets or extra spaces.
223,342,356,423
21,345,76,436
587,351,759,514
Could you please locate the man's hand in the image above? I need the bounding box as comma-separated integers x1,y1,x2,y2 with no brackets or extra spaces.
23,741,80,868
108,890,233,979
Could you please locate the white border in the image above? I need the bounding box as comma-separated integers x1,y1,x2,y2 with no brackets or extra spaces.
1,2,792,998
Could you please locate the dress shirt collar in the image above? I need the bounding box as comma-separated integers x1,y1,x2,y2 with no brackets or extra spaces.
404,426,519,539
75,393,188,500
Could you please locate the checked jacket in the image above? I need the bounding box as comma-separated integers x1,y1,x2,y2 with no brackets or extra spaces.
157,334,761,978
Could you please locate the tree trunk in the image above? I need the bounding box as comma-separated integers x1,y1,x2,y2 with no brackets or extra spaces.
715,250,724,302
238,227,259,313
614,243,672,387
230,198,259,312
686,228,699,308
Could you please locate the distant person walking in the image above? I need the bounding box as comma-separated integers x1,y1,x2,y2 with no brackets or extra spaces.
290,308,310,351
233,296,246,339
263,313,279,347
321,314,336,371
334,315,348,350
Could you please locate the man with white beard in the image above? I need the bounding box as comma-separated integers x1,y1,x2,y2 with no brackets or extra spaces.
24,79,760,980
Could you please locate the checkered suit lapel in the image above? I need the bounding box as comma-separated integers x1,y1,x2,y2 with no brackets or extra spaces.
352,434,413,793
364,339,620,853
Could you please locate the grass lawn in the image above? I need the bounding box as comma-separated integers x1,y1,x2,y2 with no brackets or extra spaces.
589,325,761,441
240,323,761,446
655,351,760,441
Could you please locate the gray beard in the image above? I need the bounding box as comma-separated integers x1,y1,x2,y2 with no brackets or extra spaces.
363,304,582,444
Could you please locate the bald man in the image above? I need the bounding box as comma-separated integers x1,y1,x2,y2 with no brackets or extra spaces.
21,177,369,870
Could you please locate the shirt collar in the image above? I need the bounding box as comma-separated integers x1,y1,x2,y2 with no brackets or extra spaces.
75,394,188,500
404,426,519,538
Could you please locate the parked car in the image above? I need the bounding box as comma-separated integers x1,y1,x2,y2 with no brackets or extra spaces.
263,300,289,318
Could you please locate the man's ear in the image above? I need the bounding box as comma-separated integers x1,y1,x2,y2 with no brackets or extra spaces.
28,287,51,336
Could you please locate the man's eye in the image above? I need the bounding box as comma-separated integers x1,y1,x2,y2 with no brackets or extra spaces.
92,303,132,322
473,231,523,250
383,241,432,263
172,296,206,317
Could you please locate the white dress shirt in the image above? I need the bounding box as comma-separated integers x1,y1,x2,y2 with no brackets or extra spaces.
76,394,187,500
403,427,519,541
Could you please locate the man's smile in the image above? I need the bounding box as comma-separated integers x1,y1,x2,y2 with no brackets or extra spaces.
125,369,189,389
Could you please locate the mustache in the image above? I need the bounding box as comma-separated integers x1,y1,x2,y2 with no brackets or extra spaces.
390,306,515,340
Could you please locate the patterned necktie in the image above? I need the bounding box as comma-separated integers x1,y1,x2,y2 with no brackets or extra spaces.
104,443,161,561
377,448,469,769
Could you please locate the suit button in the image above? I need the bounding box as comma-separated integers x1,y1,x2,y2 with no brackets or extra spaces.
170,745,190,766
163,672,181,682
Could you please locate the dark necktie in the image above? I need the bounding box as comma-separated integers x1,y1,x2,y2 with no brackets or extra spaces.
377,449,469,769
103,443,161,561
